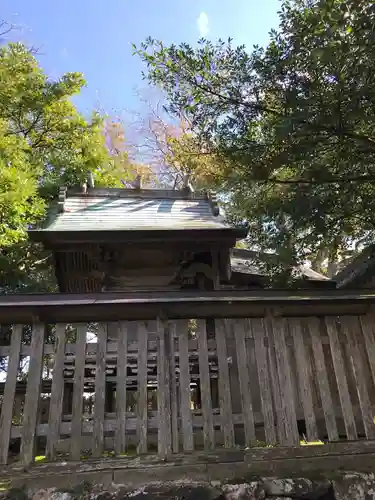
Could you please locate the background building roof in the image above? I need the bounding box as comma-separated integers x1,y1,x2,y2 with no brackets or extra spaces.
230,248,334,284
334,244,375,289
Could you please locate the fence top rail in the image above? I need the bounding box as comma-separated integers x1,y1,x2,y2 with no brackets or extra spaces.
0,289,374,324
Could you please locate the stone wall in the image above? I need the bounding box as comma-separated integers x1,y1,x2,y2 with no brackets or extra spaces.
3,444,375,500
4,473,375,500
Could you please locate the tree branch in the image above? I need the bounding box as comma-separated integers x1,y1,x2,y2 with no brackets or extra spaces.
261,175,375,185
190,79,375,149
0,20,15,38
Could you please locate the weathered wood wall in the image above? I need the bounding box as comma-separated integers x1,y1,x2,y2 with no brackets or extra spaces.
1,308,375,466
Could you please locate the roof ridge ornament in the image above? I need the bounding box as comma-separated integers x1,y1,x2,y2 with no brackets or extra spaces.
182,173,194,195
87,171,95,189
57,186,67,213
133,174,142,190
207,191,220,217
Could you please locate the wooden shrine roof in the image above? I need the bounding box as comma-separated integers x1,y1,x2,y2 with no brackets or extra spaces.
29,187,246,243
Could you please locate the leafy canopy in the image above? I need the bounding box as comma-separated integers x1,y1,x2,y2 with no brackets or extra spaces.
136,0,375,275
0,43,144,292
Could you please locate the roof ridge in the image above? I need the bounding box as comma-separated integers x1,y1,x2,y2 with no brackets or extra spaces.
65,186,209,200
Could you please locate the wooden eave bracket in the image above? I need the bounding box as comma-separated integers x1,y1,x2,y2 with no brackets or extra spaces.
57,186,67,213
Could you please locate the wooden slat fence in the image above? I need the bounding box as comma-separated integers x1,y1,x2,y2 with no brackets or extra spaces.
1,312,375,465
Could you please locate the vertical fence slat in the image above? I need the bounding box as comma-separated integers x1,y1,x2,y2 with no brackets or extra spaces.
169,321,179,453
178,320,194,452
264,315,285,443
137,322,148,454
157,318,170,457
215,319,235,448
268,314,299,446
46,323,67,460
21,324,44,466
93,323,107,457
157,321,167,457
233,319,256,445
360,314,375,388
274,315,300,445
115,321,128,455
308,317,338,441
164,321,172,455
0,325,22,465
342,316,375,439
70,324,87,460
197,319,215,451
325,317,357,440
289,318,319,441
251,318,277,445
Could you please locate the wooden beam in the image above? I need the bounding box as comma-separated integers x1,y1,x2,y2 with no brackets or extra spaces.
325,317,357,440
215,319,235,448
115,322,128,455
20,324,44,466
251,318,277,445
70,325,86,460
197,320,215,451
46,324,67,460
308,317,339,441
92,324,107,457
136,322,148,454
0,290,374,324
178,320,194,452
0,325,22,465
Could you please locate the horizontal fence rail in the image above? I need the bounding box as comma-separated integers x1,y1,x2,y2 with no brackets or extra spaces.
0,289,375,323
0,292,375,465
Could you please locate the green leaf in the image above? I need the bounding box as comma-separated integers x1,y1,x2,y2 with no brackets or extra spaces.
135,0,375,282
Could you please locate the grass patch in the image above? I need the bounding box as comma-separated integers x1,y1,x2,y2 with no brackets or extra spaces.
246,440,276,448
0,480,11,492
300,440,324,446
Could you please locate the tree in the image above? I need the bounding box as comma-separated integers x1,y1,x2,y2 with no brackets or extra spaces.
135,0,375,276
126,88,225,189
126,91,187,188
104,118,155,187
0,43,142,293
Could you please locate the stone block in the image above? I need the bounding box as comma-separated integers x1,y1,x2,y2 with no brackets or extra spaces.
261,477,331,500
333,472,375,500
120,484,222,500
221,482,266,500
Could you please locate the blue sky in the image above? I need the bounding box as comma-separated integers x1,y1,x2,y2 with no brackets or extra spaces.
2,0,281,116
